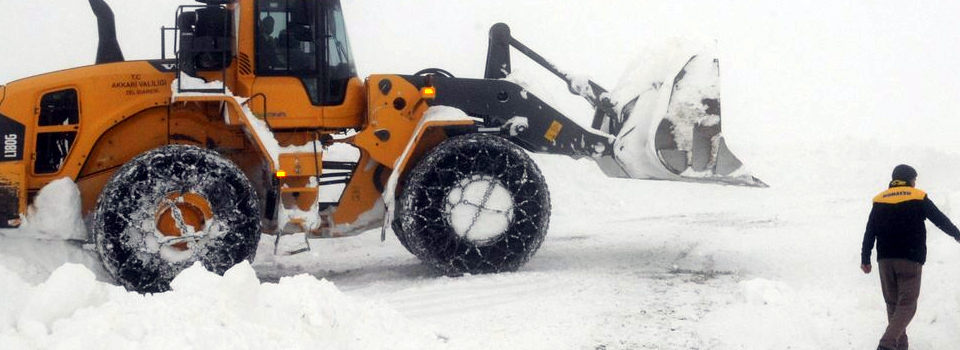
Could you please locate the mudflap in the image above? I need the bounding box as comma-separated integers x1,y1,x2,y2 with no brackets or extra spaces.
599,47,765,187
0,180,20,228
0,112,26,227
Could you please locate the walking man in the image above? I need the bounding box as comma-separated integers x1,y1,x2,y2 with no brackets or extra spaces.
861,164,960,350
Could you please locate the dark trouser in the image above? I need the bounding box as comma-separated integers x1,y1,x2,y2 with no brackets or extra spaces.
877,258,922,350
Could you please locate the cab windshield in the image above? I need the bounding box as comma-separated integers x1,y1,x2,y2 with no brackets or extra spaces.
256,0,357,106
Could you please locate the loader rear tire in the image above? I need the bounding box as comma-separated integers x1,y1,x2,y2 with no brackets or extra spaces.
393,134,550,275
93,145,261,293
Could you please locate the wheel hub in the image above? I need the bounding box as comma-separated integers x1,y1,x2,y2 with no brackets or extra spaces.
155,192,213,250
444,175,515,243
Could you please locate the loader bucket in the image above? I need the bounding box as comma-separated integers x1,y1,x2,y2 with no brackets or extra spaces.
598,44,766,187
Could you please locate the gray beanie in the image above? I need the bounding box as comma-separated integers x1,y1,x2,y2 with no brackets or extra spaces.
892,164,917,182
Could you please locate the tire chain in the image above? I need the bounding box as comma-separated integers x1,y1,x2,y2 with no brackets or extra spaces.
95,145,260,292
409,142,547,265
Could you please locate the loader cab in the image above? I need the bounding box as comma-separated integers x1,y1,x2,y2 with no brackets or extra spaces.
254,0,357,106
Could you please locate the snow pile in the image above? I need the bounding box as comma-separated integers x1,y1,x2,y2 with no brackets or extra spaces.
0,262,444,350
0,264,32,330
17,178,86,241
609,37,718,112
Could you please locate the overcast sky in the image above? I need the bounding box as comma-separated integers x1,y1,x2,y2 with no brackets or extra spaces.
1,0,958,151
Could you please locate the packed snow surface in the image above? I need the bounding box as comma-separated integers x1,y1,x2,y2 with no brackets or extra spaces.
4,140,960,350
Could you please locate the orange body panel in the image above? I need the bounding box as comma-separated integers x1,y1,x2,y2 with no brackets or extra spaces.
1,61,174,193
328,150,387,236
250,77,366,130
75,104,253,213
278,153,321,177
354,75,435,168
353,75,475,172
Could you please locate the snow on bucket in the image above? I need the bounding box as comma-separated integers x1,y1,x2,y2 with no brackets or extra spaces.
599,38,766,187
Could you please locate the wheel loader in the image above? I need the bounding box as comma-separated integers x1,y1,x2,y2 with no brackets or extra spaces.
0,0,764,293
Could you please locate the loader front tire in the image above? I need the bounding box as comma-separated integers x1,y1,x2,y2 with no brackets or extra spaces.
93,145,261,293
393,134,550,275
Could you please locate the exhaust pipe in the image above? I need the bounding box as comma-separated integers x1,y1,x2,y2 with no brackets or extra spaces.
89,0,124,64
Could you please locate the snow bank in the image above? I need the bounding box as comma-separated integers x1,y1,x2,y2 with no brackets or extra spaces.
0,178,104,286
18,178,86,241
0,264,32,330
0,262,443,350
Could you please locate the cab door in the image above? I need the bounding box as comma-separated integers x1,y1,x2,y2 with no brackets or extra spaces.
251,0,363,130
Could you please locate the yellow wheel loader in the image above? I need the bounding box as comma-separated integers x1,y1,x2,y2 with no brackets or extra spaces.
0,0,763,293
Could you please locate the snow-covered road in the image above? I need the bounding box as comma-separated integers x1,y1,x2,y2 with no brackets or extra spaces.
5,140,959,350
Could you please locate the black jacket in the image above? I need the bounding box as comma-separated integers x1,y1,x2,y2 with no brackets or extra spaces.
862,184,960,265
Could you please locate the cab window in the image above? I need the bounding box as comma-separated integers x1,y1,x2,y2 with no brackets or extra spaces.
34,89,79,174
321,1,357,105
256,0,318,75
255,0,356,106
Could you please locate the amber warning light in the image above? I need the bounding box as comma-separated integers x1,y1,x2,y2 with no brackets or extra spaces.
421,86,437,98
276,170,287,178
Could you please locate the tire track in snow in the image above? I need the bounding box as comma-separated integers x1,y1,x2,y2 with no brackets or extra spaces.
366,273,566,321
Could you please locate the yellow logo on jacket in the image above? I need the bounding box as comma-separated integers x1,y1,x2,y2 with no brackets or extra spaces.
874,187,926,204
